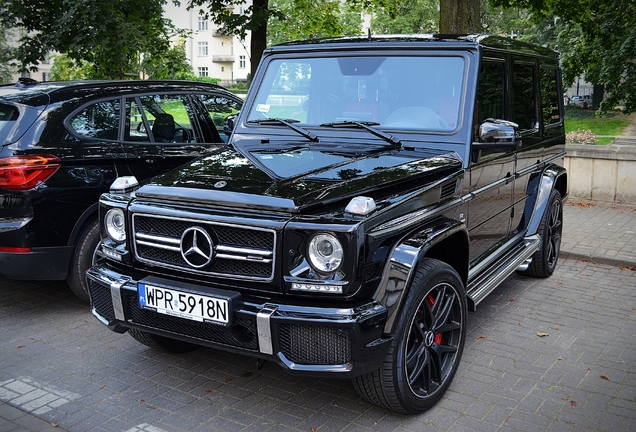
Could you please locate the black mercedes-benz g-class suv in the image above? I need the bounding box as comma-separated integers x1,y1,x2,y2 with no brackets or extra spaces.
87,35,567,414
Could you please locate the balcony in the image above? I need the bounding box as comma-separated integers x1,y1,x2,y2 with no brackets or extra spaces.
212,55,235,63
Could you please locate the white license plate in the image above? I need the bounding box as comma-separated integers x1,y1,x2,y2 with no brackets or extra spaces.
138,283,230,324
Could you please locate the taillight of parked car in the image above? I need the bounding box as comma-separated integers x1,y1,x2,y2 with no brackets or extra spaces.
0,155,61,191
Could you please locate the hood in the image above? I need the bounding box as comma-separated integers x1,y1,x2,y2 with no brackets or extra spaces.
135,143,462,213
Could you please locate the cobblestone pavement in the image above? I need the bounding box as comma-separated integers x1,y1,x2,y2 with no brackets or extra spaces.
1,199,635,431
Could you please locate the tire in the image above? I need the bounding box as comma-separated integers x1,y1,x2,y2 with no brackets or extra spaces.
128,329,200,354
353,259,467,414
67,219,101,302
523,189,562,278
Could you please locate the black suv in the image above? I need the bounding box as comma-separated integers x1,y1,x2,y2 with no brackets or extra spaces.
87,35,567,414
0,79,242,300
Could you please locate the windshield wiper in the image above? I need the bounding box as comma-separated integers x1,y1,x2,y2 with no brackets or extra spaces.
320,120,402,150
248,118,318,142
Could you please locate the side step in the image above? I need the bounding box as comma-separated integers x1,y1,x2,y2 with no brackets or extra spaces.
466,235,541,311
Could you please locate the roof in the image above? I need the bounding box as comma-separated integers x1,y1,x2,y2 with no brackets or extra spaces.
0,79,236,107
267,34,558,59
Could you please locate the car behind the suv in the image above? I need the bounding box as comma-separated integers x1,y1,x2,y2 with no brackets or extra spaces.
0,79,242,300
570,94,592,108
87,35,567,414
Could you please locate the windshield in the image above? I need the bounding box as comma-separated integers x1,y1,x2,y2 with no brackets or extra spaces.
247,55,466,133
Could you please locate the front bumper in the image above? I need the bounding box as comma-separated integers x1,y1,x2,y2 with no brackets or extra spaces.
86,262,391,378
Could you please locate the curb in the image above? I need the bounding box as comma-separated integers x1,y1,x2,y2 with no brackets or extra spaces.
560,250,636,269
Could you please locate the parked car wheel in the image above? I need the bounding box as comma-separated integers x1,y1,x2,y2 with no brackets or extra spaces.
523,189,563,278
67,220,101,302
128,328,201,354
353,259,467,414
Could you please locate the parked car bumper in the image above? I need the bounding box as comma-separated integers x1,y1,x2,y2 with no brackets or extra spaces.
0,246,73,280
86,262,392,378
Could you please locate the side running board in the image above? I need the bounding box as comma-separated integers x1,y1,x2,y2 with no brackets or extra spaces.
466,235,541,311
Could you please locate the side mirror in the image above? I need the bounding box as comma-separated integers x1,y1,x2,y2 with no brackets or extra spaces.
473,119,522,151
224,113,237,137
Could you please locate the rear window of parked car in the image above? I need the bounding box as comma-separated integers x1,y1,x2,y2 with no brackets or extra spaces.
0,104,20,143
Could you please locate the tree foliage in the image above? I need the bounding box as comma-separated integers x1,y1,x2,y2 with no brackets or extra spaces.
268,0,363,47
371,0,439,34
0,0,180,80
0,27,13,84
141,40,195,80
493,0,636,113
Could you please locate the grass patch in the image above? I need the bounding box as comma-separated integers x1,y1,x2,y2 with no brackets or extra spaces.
565,107,631,145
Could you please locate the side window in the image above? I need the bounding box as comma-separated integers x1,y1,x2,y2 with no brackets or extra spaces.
127,94,199,143
125,99,150,142
196,94,241,142
69,99,120,140
475,60,505,138
540,67,562,127
512,62,536,130
477,61,505,123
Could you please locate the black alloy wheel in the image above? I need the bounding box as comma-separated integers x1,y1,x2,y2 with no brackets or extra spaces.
353,259,466,414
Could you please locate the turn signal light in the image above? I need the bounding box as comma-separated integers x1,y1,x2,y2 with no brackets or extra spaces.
0,155,61,191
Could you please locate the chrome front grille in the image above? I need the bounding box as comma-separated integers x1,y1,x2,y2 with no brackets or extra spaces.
133,214,276,281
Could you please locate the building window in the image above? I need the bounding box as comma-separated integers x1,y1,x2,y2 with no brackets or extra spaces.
198,67,208,77
42,72,48,81
198,17,208,31
239,55,246,69
198,42,208,56
221,67,225,72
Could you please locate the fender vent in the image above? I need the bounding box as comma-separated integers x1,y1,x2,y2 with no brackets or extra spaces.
440,179,458,201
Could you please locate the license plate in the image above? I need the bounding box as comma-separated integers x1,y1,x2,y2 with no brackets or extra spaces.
138,283,230,325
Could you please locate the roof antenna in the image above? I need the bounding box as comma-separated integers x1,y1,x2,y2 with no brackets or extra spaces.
367,28,372,41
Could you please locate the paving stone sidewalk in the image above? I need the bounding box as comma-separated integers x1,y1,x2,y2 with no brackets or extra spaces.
561,199,636,267
1,200,635,432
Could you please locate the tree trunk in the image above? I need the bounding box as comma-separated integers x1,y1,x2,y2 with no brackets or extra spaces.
592,83,604,110
250,0,268,83
439,0,480,34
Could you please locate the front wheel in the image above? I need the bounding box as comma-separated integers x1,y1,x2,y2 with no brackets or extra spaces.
353,259,467,414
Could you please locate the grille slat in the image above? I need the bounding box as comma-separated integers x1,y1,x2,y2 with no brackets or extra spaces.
133,214,276,281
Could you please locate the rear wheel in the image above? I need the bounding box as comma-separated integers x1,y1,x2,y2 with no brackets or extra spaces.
67,219,101,302
128,329,201,354
353,259,466,414
523,189,562,278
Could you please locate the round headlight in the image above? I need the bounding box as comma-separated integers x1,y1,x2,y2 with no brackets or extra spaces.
105,208,126,242
308,233,343,274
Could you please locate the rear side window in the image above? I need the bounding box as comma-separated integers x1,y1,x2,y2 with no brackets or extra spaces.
540,67,562,126
512,62,536,130
0,104,20,144
69,99,121,140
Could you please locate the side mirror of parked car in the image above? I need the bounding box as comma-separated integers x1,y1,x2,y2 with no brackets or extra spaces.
224,113,237,137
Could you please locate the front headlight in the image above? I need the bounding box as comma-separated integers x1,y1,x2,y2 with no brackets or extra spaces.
307,233,343,274
104,208,126,242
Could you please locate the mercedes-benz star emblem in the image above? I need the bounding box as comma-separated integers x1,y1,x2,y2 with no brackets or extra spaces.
180,227,214,268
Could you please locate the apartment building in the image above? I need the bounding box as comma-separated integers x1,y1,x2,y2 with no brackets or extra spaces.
164,2,251,86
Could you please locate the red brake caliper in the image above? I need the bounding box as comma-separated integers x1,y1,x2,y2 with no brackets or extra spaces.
426,295,443,345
